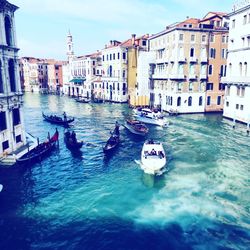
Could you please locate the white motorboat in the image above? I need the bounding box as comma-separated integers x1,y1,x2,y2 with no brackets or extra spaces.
134,108,169,127
0,184,3,193
141,140,166,175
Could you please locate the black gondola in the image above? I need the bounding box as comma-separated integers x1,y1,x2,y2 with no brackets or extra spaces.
92,98,104,103
64,131,83,150
16,130,59,165
42,112,74,126
103,123,120,154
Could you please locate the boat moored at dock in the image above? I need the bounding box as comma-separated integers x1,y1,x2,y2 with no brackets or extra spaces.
141,140,166,175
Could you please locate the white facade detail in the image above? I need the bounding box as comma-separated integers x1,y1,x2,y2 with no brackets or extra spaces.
101,41,128,103
222,2,250,124
0,0,26,157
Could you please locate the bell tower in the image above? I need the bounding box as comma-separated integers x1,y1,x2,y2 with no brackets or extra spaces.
67,30,74,61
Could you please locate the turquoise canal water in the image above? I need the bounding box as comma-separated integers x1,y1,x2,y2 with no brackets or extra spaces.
0,93,249,250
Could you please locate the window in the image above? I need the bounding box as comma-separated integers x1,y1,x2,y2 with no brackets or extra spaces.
207,96,211,105
16,135,21,143
113,53,115,60
188,96,192,106
9,59,16,92
179,34,184,41
240,105,244,110
244,62,248,76
118,53,120,59
199,96,203,106
122,52,126,60
0,112,7,131
142,40,147,46
110,54,112,60
189,82,193,91
177,83,182,91
191,34,195,42
226,101,229,107
0,60,3,93
102,55,104,61
177,97,181,106
217,96,221,105
239,63,242,76
210,48,216,58
4,16,13,46
243,15,247,25
190,48,195,57
202,35,206,42
122,70,126,78
221,49,226,59
208,65,213,75
206,83,213,90
2,140,9,151
106,55,108,61
236,104,239,109
242,37,245,47
232,19,235,28
210,34,214,42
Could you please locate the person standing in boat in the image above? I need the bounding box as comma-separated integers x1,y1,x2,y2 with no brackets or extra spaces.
114,121,120,136
63,112,67,122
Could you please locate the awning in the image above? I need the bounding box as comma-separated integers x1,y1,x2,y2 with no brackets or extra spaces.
69,78,86,83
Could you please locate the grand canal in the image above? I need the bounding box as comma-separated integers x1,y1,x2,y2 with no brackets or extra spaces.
0,93,249,250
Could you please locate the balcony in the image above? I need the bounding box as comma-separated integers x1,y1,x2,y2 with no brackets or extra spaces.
221,76,250,84
152,72,168,80
189,73,197,80
189,56,197,63
200,56,208,63
178,55,186,63
200,74,207,80
170,73,185,80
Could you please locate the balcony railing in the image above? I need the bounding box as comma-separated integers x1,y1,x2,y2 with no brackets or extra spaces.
200,56,208,63
170,73,185,80
221,76,250,84
189,56,197,63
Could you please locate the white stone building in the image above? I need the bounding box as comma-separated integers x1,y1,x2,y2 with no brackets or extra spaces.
0,0,26,158
63,32,102,99
101,40,128,103
222,1,250,125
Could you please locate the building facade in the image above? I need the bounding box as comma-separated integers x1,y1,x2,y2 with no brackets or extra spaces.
0,0,26,157
222,1,250,125
63,32,102,99
101,40,128,103
148,13,228,113
20,57,49,93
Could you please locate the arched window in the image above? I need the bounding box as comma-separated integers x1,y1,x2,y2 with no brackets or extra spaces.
170,96,173,106
229,63,232,76
188,96,192,106
5,16,13,46
244,62,247,76
190,48,195,57
0,60,3,93
239,62,243,76
109,65,112,77
199,96,203,106
177,97,181,106
8,59,16,92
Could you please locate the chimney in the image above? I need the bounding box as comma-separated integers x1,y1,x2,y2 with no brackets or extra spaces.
105,44,107,49
131,34,136,46
110,40,113,46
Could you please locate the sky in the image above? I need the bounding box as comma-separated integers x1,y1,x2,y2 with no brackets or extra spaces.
10,0,233,61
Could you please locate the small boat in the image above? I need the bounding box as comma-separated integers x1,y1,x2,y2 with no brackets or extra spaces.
92,98,104,103
16,130,59,165
141,140,166,175
0,184,3,193
75,97,90,103
64,131,83,150
42,112,74,126
168,109,179,116
134,108,169,127
103,123,120,154
124,119,149,136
